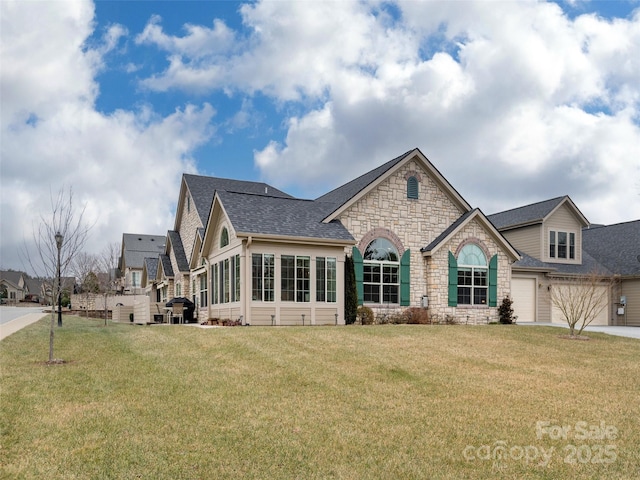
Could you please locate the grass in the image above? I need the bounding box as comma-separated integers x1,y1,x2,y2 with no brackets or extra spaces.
1,316,639,479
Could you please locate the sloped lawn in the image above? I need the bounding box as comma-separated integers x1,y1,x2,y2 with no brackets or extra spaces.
1,316,638,479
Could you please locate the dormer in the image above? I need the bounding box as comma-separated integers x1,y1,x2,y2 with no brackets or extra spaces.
488,196,590,265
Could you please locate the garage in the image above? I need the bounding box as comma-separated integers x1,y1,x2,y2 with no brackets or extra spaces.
512,277,536,322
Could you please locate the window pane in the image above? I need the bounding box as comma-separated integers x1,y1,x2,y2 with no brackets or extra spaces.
383,285,398,304
223,258,230,303
458,268,472,286
558,232,567,259
474,270,487,286
234,254,241,302
383,265,398,284
316,257,326,302
569,233,575,259
474,287,487,305
457,287,471,305
264,254,274,302
252,254,262,301
364,284,380,303
364,238,399,261
549,231,556,258
459,244,487,266
327,258,337,303
281,255,295,302
363,264,381,283
296,257,310,302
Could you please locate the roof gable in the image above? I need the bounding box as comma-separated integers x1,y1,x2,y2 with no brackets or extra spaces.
488,196,589,230
319,148,471,222
202,191,355,252
175,174,294,231
166,230,189,273
119,233,166,270
421,209,520,261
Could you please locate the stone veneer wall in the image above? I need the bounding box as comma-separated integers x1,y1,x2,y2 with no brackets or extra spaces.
426,219,512,324
338,158,466,312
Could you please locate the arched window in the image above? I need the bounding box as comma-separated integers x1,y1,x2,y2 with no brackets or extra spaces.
220,227,229,248
363,238,399,304
457,244,487,305
407,176,419,199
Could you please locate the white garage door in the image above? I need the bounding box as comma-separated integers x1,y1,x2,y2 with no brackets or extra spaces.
512,277,536,323
551,286,609,326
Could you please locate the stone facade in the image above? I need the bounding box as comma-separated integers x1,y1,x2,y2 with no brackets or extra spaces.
426,220,512,324
177,190,204,266
339,159,464,308
338,157,512,324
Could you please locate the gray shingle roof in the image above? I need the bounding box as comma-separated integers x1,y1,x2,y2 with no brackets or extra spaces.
159,254,174,277
583,221,640,276
218,191,354,242
514,250,611,275
183,174,293,227
122,234,166,269
315,150,413,215
144,257,158,280
0,270,24,288
488,197,566,230
167,230,189,273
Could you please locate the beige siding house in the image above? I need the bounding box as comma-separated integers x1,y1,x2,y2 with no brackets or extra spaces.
489,199,640,326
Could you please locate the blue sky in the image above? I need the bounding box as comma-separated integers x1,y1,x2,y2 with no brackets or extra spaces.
2,0,640,272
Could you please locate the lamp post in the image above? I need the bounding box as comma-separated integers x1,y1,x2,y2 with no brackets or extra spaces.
55,231,63,327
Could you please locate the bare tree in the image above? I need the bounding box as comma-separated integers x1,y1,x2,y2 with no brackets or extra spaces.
549,272,615,336
22,187,91,363
97,241,120,324
71,251,99,317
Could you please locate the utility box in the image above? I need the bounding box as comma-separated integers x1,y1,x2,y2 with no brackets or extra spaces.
421,295,429,308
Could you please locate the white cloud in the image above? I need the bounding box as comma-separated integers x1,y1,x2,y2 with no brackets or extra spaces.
0,0,215,271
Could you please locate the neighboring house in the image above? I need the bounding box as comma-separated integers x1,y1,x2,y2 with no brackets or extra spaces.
150,174,294,320
583,221,640,326
196,148,518,325
0,270,27,303
117,233,166,295
488,197,639,326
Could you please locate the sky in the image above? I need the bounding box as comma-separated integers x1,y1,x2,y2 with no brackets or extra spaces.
1,0,639,273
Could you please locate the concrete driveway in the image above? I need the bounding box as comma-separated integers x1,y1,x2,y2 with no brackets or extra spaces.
519,322,640,340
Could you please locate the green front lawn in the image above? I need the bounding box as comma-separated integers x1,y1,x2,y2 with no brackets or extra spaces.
1,317,638,479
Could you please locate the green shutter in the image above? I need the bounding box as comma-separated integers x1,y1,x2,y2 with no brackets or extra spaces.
352,247,364,306
448,251,458,307
488,254,498,307
400,249,411,306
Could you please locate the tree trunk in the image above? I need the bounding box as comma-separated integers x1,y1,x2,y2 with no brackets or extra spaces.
48,309,55,362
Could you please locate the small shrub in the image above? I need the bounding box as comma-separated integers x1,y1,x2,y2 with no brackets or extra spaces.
357,306,374,325
403,307,430,324
498,297,515,324
389,313,408,324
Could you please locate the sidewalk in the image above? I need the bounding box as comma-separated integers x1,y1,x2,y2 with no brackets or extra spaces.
0,312,48,341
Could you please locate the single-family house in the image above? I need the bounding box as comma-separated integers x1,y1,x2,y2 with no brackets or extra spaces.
0,270,28,303
195,148,519,325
